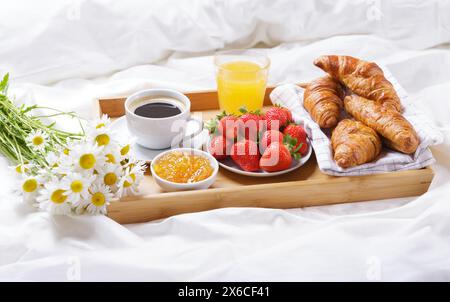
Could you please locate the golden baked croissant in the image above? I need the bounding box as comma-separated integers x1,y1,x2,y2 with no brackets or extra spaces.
331,119,382,168
314,55,402,112
344,94,419,154
300,76,345,128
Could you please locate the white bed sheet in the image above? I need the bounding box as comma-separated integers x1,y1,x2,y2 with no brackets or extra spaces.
1,0,450,281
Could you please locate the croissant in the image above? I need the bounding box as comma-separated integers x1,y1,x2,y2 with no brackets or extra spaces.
344,94,419,154
331,119,382,168
314,55,402,112
300,76,345,128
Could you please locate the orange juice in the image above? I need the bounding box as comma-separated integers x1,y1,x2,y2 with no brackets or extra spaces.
216,60,268,114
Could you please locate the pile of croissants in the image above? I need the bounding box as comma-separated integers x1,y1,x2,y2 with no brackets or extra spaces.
301,55,420,168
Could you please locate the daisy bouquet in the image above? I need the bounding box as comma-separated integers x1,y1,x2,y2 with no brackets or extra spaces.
0,74,145,215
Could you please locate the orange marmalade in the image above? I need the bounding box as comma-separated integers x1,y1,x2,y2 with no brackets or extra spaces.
153,151,214,183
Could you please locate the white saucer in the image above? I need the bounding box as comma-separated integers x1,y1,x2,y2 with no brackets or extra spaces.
208,137,312,177
110,116,207,162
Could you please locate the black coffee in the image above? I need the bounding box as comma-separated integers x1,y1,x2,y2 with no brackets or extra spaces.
134,102,182,118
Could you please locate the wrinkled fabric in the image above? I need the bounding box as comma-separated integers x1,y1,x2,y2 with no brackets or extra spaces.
1,1,450,281
1,0,450,84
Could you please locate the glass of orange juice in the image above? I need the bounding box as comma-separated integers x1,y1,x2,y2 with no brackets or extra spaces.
214,50,270,115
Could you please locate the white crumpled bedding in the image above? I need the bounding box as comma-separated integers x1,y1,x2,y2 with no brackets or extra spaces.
1,0,450,281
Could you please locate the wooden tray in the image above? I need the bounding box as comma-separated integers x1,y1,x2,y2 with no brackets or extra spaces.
98,87,434,224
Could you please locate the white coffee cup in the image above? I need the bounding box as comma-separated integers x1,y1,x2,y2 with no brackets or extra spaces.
125,89,202,149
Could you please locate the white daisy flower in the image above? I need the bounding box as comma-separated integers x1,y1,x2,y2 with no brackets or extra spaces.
37,177,71,215
61,172,94,206
119,138,136,160
121,158,147,172
70,142,104,172
103,147,122,165
14,162,32,174
84,183,114,215
89,126,116,148
50,142,74,175
117,164,145,197
45,151,59,169
73,204,86,215
92,114,111,130
52,152,74,175
97,163,122,193
36,168,54,184
20,175,40,204
26,130,48,152
60,138,77,157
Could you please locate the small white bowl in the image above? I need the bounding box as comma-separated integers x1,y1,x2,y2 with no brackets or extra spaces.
150,148,219,192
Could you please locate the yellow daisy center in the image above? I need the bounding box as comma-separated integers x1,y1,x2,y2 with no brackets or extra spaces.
91,192,106,206
79,154,96,169
120,144,130,156
16,164,28,174
63,148,70,155
32,136,44,146
22,179,37,193
95,134,110,146
104,173,117,186
105,153,116,164
50,189,67,204
123,173,136,188
71,180,83,193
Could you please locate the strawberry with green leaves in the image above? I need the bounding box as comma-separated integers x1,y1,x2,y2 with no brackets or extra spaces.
283,124,308,156
259,134,304,172
260,142,293,172
264,105,291,131
205,111,241,140
259,129,284,153
230,139,261,172
260,125,306,172
239,107,264,141
282,107,293,124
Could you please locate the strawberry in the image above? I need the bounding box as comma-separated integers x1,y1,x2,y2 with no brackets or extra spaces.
218,115,240,140
298,142,309,156
208,135,231,160
283,124,308,156
259,130,284,154
231,139,261,172
205,111,241,140
282,107,293,124
260,142,293,172
238,107,264,141
264,106,288,131
283,124,307,144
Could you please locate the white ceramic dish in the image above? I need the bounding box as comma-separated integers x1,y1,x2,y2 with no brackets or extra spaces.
208,137,312,177
110,116,206,162
150,148,219,192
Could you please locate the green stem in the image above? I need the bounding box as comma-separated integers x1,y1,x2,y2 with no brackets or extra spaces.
0,85,84,170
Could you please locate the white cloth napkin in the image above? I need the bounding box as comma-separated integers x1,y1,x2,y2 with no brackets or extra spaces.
270,68,443,176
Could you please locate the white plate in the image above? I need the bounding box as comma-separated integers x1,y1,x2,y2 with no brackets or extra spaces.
110,116,206,162
208,137,312,177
